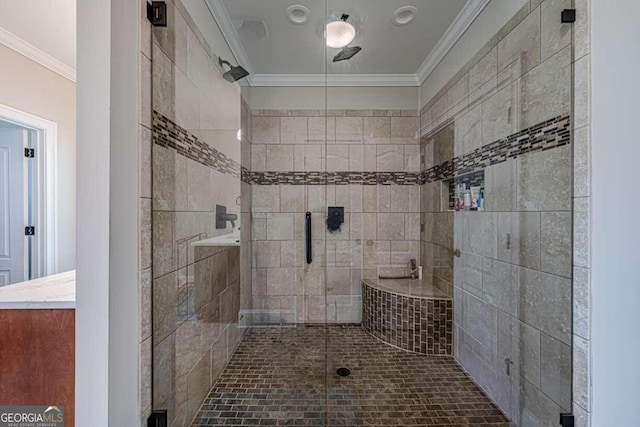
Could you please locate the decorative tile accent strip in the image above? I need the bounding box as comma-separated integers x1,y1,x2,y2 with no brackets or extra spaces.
249,115,570,186
421,115,571,183
155,107,568,190
152,110,242,179
251,109,419,117
247,171,421,186
362,280,453,356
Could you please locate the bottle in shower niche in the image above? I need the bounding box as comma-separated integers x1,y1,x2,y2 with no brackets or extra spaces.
477,188,485,211
455,183,467,211
463,186,472,211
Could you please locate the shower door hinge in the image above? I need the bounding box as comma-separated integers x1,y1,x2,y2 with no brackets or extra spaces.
147,1,168,27
560,413,575,427
147,410,168,427
24,148,35,158
561,9,576,23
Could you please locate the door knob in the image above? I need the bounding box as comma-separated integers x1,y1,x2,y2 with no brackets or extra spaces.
453,249,461,257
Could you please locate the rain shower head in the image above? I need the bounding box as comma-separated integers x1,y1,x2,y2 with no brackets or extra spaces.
219,58,250,83
332,46,362,62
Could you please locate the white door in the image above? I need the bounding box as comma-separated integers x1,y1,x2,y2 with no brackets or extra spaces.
0,126,28,286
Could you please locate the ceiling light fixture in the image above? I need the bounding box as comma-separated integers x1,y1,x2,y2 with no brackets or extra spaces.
286,5,311,25
392,6,417,26
326,14,356,48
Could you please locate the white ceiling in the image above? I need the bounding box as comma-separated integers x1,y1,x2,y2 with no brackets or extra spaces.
0,0,76,79
216,0,471,82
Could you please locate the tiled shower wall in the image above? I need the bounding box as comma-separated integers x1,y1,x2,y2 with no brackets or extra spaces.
419,1,576,425
249,109,420,324
142,1,252,425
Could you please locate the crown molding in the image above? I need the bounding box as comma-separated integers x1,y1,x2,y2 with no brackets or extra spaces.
0,26,76,82
206,0,488,88
205,0,254,80
416,0,490,85
251,74,420,87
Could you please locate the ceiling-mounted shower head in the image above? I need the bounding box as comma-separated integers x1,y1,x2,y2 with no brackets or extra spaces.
219,57,250,83
333,45,362,62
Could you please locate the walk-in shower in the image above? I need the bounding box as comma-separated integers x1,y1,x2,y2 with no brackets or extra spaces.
149,1,576,425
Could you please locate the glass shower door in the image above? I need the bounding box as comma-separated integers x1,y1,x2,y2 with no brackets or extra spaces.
447,2,575,424
150,2,247,424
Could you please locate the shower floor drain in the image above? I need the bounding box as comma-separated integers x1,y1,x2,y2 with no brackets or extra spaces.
336,367,351,377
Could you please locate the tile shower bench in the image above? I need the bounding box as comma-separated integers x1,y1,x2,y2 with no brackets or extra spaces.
362,278,453,355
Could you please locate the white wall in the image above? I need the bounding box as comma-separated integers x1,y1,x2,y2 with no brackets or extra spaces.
76,0,140,425
0,0,76,70
75,0,110,422
0,43,76,273
591,0,640,425
419,0,527,107
250,86,419,110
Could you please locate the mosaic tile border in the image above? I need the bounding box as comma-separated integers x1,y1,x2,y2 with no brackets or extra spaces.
362,281,453,356
420,115,571,182
252,109,420,117
247,171,421,185
249,115,570,186
154,108,569,189
152,110,241,179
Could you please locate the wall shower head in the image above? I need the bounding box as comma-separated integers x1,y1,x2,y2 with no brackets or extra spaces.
333,46,362,62
219,58,250,83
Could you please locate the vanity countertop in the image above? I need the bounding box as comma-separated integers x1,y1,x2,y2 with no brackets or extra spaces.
191,231,241,247
0,270,76,309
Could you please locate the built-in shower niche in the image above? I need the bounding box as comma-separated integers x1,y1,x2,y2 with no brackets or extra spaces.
446,170,485,211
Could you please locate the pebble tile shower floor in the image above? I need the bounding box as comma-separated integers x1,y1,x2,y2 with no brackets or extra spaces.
192,326,508,426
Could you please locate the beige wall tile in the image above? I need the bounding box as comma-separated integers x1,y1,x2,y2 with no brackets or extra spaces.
469,47,498,94
540,333,572,410
541,212,572,277
326,144,350,171
281,117,308,144
267,268,296,296
377,213,405,240
266,145,294,171
541,0,573,61
482,82,519,145
253,241,281,268
251,144,266,171
454,105,483,155
266,213,295,240
391,117,419,144
519,267,572,345
336,117,363,143
517,145,572,211
518,46,571,128
376,145,404,171
252,116,280,144
497,8,541,79
483,258,518,316
280,186,305,213
364,117,391,145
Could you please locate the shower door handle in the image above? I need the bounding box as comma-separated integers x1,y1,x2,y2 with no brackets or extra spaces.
306,212,312,264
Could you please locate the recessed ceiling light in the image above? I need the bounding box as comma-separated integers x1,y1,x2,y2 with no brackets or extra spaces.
392,6,417,26
286,5,311,25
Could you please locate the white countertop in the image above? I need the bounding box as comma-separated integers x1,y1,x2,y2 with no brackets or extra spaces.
191,231,241,247
0,270,76,309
